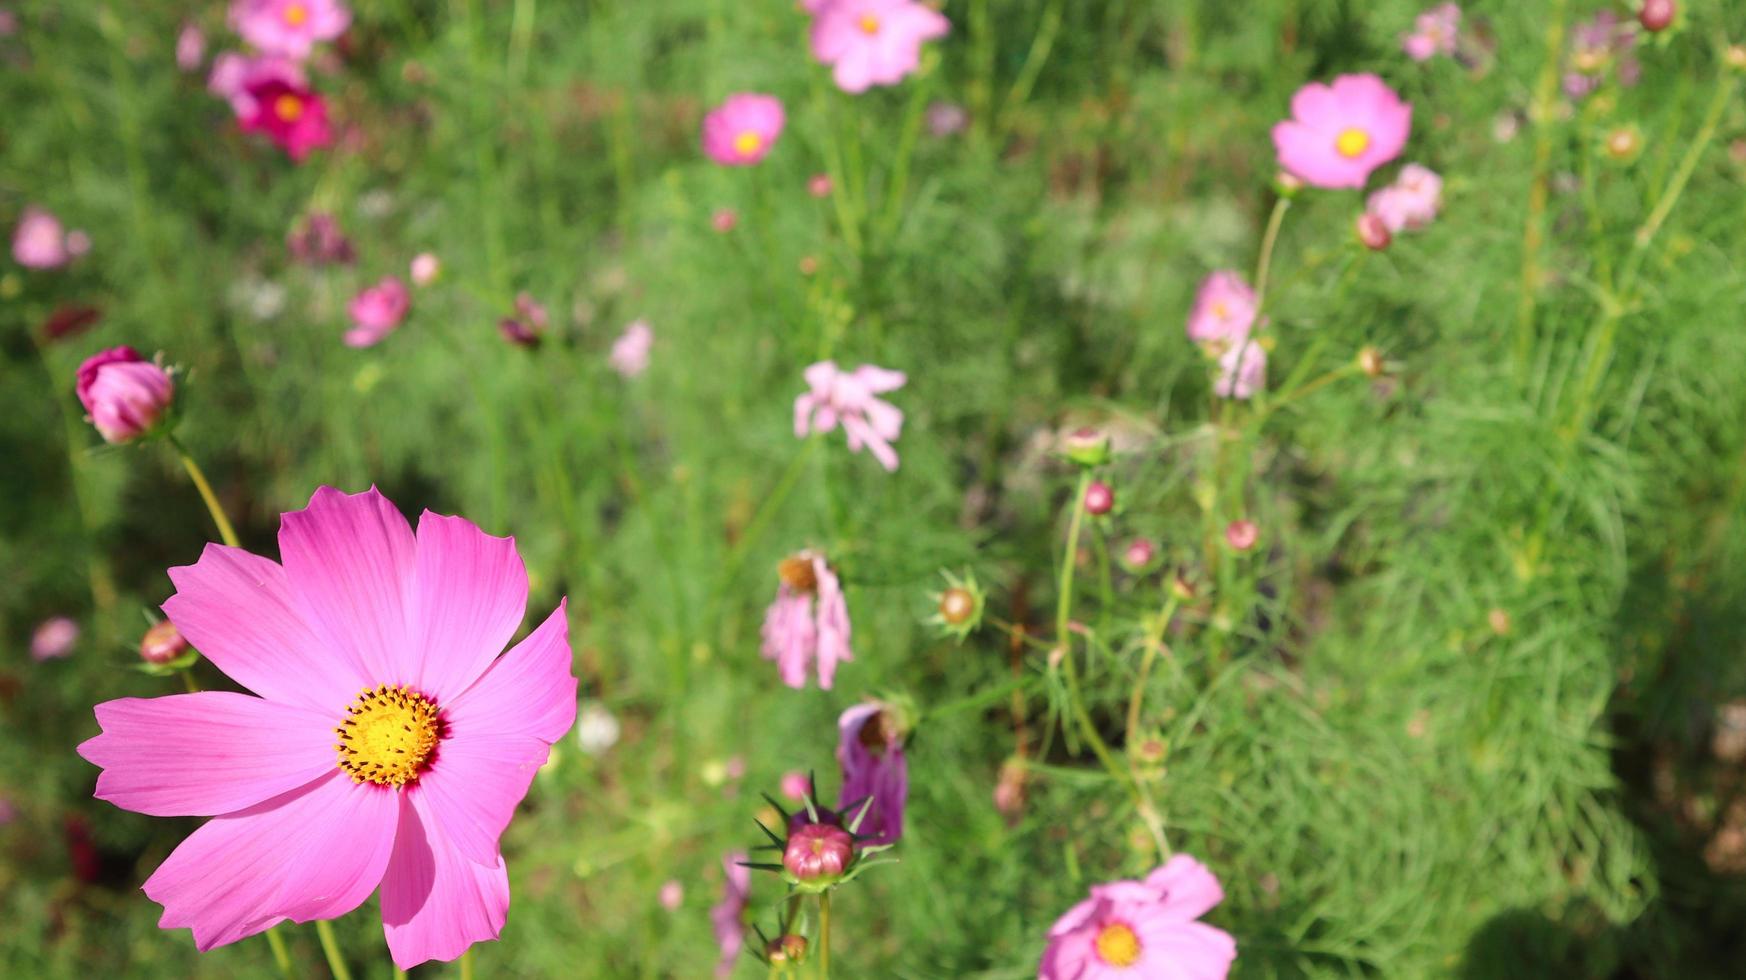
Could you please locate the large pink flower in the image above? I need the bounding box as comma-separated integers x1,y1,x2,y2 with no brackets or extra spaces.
1186,271,1257,345
760,551,853,690
239,76,333,161
1039,856,1237,979
794,361,906,471
701,93,786,166
1271,74,1411,190
77,487,577,969
346,276,412,348
76,346,176,444
230,0,350,61
809,0,949,94
837,702,907,846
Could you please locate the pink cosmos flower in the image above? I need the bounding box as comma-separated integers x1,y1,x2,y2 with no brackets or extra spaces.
760,551,853,690
1039,855,1237,980
32,617,79,661
13,207,78,269
208,53,307,118
239,76,333,161
76,347,176,444
346,277,411,348
837,703,907,847
177,24,206,72
1225,520,1259,552
230,0,350,61
701,94,786,166
1402,4,1460,62
1365,163,1443,233
1186,271,1257,346
710,851,751,978
810,0,950,94
1215,341,1266,401
609,320,653,378
793,361,906,471
780,770,814,801
1271,74,1412,190
76,486,577,969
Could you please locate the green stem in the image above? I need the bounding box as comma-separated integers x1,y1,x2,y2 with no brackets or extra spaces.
1055,473,1119,776
873,55,937,246
314,920,352,980
817,892,831,980
265,925,294,978
459,948,475,980
169,435,240,548
1001,0,1066,133
1125,594,1181,740
1252,197,1291,313
1513,0,1571,375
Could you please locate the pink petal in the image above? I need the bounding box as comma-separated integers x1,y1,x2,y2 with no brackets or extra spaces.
164,543,368,711
79,693,336,817
409,511,529,702
1135,919,1238,979
279,486,418,685
382,790,510,969
408,733,549,866
143,771,398,951
1144,854,1226,921
444,600,577,744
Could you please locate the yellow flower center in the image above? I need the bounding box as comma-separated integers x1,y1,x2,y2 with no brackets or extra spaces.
1211,300,1229,319
283,2,309,26
1335,128,1370,158
274,94,305,122
334,684,442,786
858,14,881,35
1094,923,1142,967
734,131,763,156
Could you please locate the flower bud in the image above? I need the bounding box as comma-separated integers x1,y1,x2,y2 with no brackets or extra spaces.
1224,519,1259,552
1121,538,1155,571
807,174,833,198
768,934,809,963
139,621,189,666
1603,125,1643,162
1729,46,1746,72
1082,480,1114,516
1274,171,1304,197
1638,0,1675,33
1170,571,1197,601
939,586,976,625
75,347,175,444
498,317,542,348
1355,212,1392,251
1357,346,1386,378
712,208,739,233
1061,426,1111,467
783,821,854,882
410,252,441,286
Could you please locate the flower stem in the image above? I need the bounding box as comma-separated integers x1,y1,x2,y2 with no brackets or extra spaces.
314,920,352,980
264,925,293,977
817,892,831,979
1252,196,1291,313
168,435,240,548
1055,473,1120,777
1125,593,1181,740
1512,0,1571,375
459,949,475,980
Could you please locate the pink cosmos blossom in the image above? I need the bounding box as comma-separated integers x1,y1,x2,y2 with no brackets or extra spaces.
32,617,79,661
208,53,306,118
177,24,206,72
780,770,813,801
837,703,907,846
793,361,906,471
609,320,653,378
239,76,332,161
1365,163,1443,233
1402,4,1460,62
1225,520,1259,552
710,851,751,978
77,486,577,969
346,277,411,348
810,0,950,94
13,207,79,269
76,347,175,444
1271,74,1412,190
410,252,440,286
1215,341,1266,401
701,94,786,166
760,551,853,690
1565,11,1640,100
1186,271,1257,346
1039,855,1237,979
230,0,350,61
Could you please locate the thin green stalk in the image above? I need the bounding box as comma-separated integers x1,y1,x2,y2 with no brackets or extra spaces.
1001,0,1066,133
873,56,937,246
1125,594,1181,740
1055,473,1120,777
265,925,294,978
459,949,475,980
168,435,240,548
1513,0,1571,375
314,920,352,980
817,892,831,980
1252,197,1291,313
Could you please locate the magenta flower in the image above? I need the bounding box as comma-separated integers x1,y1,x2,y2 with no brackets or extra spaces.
810,0,949,94
32,617,79,662
701,94,786,166
177,23,206,72
1214,341,1265,401
1365,163,1443,233
346,277,411,348
13,206,78,269
1402,4,1460,62
76,487,577,968
239,77,333,161
208,52,306,118
793,361,906,471
1271,74,1412,190
837,703,907,846
780,770,813,801
230,0,350,61
710,851,751,978
1039,855,1237,979
76,347,175,444
760,551,853,690
1186,271,1257,346
609,320,654,378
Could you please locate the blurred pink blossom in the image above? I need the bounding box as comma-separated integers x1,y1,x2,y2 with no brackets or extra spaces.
711,208,739,233
1186,271,1257,346
609,320,653,377
1365,163,1443,233
1402,4,1460,62
1215,341,1266,400
837,703,907,846
710,852,750,978
31,617,79,661
208,53,306,117
345,277,410,347
658,880,683,911
701,93,785,166
76,347,175,444
287,212,353,265
1272,74,1411,190
794,361,906,471
230,0,350,61
176,23,206,72
761,551,853,690
12,207,80,269
239,77,332,161
409,252,440,285
810,0,949,94
780,770,813,801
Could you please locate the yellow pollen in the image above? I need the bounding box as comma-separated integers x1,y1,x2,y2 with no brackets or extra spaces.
273,94,305,122
1094,923,1142,968
1211,300,1229,319
1335,128,1371,158
283,3,309,26
334,684,442,787
733,131,763,156
857,13,880,35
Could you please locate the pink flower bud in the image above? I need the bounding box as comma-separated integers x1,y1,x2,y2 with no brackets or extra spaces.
75,347,175,444
712,208,739,233
1639,0,1675,33
409,252,440,286
1225,519,1259,552
31,617,79,661
140,621,189,665
1121,538,1155,571
807,173,833,198
780,770,813,801
1083,480,1114,516
783,821,853,881
1355,212,1392,251
768,934,809,963
658,879,684,911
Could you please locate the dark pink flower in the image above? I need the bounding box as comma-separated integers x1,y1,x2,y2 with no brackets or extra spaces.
209,52,306,118
837,703,907,846
783,821,853,881
76,347,175,444
239,77,332,161
346,277,410,348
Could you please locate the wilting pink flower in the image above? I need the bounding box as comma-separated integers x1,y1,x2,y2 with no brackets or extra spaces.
1271,74,1412,190
177,23,206,71
1186,271,1257,346
208,53,306,117
810,0,950,94
701,93,785,166
239,77,332,161
76,347,175,444
287,212,353,265
1565,11,1640,100
230,0,350,60
609,320,653,377
13,207,79,269
1365,163,1442,233
1039,855,1237,979
346,277,410,348
794,361,906,471
658,879,684,911
837,703,907,847
410,252,440,286
780,770,813,801
32,617,79,661
710,851,751,978
1225,520,1259,552
761,551,853,690
77,486,577,968
1214,341,1266,400
1402,4,1460,62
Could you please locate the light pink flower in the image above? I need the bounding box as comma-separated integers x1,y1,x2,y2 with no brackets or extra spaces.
658,879,684,911
77,487,577,969
177,23,206,72
208,53,307,117
13,207,76,269
1186,271,1257,346
810,0,949,94
609,320,653,378
230,0,350,61
410,252,440,286
793,361,906,471
32,617,79,661
1039,855,1237,980
780,770,813,801
1225,520,1259,551
76,347,175,444
1215,341,1266,401
837,703,907,846
1402,4,1460,62
760,551,853,690
239,77,333,161
346,277,411,348
1365,163,1443,233
701,93,785,166
1271,74,1412,190
0,9,15,38
710,851,751,978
